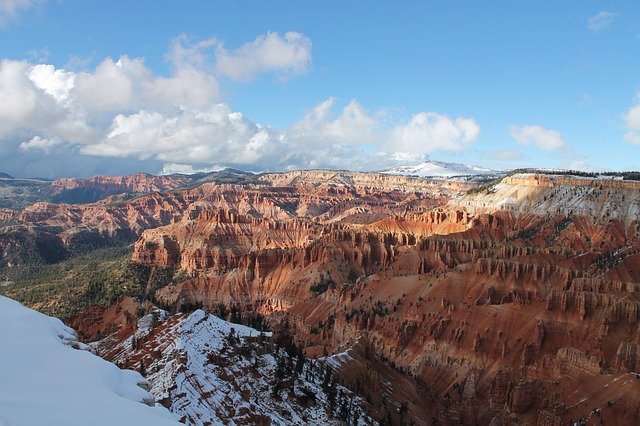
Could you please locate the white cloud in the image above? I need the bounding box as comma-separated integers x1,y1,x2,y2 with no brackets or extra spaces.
624,101,640,145
19,135,61,152
166,34,217,69
28,63,75,103
0,59,39,126
0,59,91,143
214,31,312,81
290,98,379,146
0,31,308,140
0,31,484,176
510,124,566,151
77,97,480,173
82,105,284,167
588,11,618,31
287,100,481,169
0,0,41,26
143,66,220,112
74,57,144,113
388,112,479,155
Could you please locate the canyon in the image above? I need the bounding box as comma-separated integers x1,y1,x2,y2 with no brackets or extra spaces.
2,169,640,425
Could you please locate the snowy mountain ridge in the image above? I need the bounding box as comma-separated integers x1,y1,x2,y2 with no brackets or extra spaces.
381,159,497,178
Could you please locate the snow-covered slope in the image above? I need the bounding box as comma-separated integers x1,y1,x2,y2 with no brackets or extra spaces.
94,309,372,425
0,296,179,426
382,159,496,178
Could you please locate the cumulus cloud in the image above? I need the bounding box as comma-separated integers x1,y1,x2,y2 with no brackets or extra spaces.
284,99,480,169
388,112,479,155
0,59,92,143
290,98,378,146
624,95,640,145
19,135,62,152
588,11,618,31
510,124,566,151
0,31,483,177
79,96,480,172
28,63,75,103
82,105,284,167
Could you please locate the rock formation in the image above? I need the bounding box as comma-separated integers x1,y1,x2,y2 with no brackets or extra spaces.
4,170,640,425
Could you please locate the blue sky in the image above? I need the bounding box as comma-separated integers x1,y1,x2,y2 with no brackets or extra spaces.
1,0,639,177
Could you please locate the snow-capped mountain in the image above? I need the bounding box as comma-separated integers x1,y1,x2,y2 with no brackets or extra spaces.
92,309,372,425
381,159,497,178
0,296,179,426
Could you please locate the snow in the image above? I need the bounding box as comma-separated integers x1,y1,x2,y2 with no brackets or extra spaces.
381,159,496,178
0,296,179,426
324,348,356,369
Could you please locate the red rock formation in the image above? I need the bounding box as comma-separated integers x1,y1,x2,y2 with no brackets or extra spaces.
9,170,640,424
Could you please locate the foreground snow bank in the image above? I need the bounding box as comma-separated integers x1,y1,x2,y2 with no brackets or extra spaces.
0,296,179,426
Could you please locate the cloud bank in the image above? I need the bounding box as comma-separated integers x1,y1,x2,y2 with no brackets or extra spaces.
0,32,481,177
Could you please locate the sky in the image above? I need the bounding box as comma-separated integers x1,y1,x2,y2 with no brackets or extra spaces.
0,0,639,178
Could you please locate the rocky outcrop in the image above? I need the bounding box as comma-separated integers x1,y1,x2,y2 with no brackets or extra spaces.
554,347,601,377
614,342,640,373
545,290,640,324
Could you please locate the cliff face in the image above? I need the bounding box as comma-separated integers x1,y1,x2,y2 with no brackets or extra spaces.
462,173,640,224
6,171,640,425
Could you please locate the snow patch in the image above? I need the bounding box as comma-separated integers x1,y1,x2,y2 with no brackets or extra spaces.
0,296,179,426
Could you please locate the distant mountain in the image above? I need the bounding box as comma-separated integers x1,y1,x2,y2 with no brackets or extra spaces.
191,167,259,185
0,296,179,426
0,172,14,179
381,159,497,178
0,172,195,209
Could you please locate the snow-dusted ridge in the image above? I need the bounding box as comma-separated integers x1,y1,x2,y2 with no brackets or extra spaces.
381,159,497,178
0,296,179,426
94,309,373,425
